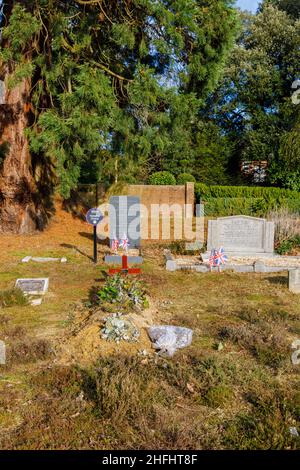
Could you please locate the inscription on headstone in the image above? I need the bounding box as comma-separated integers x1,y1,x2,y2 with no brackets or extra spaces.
207,215,274,256
109,196,141,249
15,278,49,295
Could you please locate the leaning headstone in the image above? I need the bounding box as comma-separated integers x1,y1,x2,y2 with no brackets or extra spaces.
109,196,141,249
15,278,49,295
289,269,300,294
206,215,274,257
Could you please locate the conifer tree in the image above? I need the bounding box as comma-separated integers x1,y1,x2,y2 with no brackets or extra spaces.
0,0,237,232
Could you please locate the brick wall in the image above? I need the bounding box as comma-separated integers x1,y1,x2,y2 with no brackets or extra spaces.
127,183,194,214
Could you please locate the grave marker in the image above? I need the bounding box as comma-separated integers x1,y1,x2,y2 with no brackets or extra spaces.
86,208,104,263
206,215,274,257
0,340,5,365
15,278,49,295
109,196,141,249
0,80,5,105
108,254,142,276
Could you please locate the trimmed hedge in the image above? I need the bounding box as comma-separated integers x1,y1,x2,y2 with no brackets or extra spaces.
195,184,300,217
195,183,300,200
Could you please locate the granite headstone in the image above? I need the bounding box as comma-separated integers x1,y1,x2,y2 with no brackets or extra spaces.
109,196,141,249
206,215,274,256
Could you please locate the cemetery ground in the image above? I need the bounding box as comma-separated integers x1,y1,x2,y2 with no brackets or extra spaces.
0,200,299,450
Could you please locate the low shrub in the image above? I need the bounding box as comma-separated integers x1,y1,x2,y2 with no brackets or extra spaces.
95,275,148,312
148,171,176,185
204,384,233,408
276,236,300,255
7,338,53,365
223,391,299,449
268,208,300,251
0,288,28,308
177,173,196,184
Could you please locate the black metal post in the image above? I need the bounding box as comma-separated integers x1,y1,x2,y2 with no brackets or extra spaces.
93,225,97,264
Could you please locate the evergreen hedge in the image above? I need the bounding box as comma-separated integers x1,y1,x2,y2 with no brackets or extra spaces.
195,184,300,216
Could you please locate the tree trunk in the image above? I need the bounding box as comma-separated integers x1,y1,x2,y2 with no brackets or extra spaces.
0,75,42,233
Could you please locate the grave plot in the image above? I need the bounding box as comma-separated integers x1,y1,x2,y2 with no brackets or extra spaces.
15,278,49,306
104,195,143,273
166,215,300,275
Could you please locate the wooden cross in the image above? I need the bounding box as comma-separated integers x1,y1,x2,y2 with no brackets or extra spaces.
108,254,141,275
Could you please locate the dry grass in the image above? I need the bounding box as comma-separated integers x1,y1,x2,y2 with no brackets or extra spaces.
268,207,300,244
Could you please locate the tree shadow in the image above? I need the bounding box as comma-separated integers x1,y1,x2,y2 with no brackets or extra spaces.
267,275,288,286
62,190,88,221
60,243,94,261
79,231,109,247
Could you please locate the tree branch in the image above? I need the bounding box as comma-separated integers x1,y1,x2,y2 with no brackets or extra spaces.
91,61,133,82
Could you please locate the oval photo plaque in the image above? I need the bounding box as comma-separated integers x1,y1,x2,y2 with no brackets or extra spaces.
86,208,103,226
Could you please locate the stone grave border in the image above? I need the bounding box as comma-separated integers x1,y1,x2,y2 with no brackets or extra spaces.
164,251,300,274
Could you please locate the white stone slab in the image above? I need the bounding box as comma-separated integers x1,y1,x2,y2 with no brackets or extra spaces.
207,215,274,256
22,256,67,263
0,340,5,365
30,298,43,306
15,278,49,295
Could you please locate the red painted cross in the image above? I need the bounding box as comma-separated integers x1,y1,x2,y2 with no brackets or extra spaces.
108,255,141,276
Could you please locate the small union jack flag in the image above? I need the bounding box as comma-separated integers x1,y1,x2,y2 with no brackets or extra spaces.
216,247,228,265
209,247,228,267
120,233,130,252
111,238,119,253
209,249,217,267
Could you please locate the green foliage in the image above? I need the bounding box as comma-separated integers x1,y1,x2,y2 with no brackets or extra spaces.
96,275,148,312
206,2,300,186
204,384,233,408
148,171,176,185
177,173,196,184
276,236,300,255
0,288,28,308
195,183,300,216
2,4,41,55
0,0,238,197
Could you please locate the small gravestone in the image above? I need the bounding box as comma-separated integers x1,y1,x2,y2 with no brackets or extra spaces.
206,215,274,257
0,80,5,105
15,278,49,295
289,269,300,294
22,256,67,263
0,340,5,365
109,196,141,249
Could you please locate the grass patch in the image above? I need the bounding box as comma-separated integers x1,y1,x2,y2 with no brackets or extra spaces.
0,288,28,308
218,323,289,369
223,390,300,450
